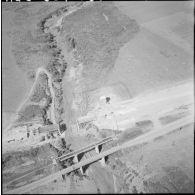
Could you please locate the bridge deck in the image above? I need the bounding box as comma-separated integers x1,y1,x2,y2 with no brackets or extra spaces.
5,115,193,194
58,136,113,161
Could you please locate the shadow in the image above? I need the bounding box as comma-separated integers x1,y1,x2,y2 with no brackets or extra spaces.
77,152,85,161
82,164,90,174
104,156,109,164
82,159,100,174
98,144,102,153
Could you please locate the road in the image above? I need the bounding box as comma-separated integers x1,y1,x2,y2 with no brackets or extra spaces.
80,81,194,131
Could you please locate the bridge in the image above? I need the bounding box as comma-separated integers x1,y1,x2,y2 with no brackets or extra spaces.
4,136,114,194
57,136,113,171
4,114,193,194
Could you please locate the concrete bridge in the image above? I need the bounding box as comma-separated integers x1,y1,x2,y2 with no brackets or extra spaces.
57,136,114,174
5,114,193,194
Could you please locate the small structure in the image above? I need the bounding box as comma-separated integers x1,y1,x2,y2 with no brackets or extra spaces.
38,124,59,134
77,115,96,130
106,97,111,104
59,122,67,134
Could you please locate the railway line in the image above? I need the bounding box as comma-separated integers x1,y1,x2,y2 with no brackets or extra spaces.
4,114,194,194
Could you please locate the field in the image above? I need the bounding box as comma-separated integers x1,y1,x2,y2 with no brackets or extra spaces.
61,1,194,122
2,2,69,129
60,1,139,119
116,123,194,193
2,10,33,117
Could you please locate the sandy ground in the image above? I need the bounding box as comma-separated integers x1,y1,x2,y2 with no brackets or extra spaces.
81,80,193,131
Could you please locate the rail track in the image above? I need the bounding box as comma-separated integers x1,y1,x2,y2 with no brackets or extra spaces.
4,114,193,194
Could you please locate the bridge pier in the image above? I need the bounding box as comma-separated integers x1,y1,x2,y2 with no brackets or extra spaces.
95,145,106,166
73,155,84,174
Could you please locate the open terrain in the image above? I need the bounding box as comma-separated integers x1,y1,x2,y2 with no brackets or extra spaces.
2,1,194,194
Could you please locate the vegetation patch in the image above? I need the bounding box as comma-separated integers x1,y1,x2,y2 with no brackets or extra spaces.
30,73,50,103
17,105,45,123
60,2,139,89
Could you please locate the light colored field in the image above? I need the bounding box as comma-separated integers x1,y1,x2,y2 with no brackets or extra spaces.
2,112,16,130
106,26,193,97
108,1,194,97
2,11,33,130
114,1,193,25
2,11,32,113
142,12,193,54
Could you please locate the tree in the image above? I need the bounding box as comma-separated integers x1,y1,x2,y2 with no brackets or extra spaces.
59,123,67,133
